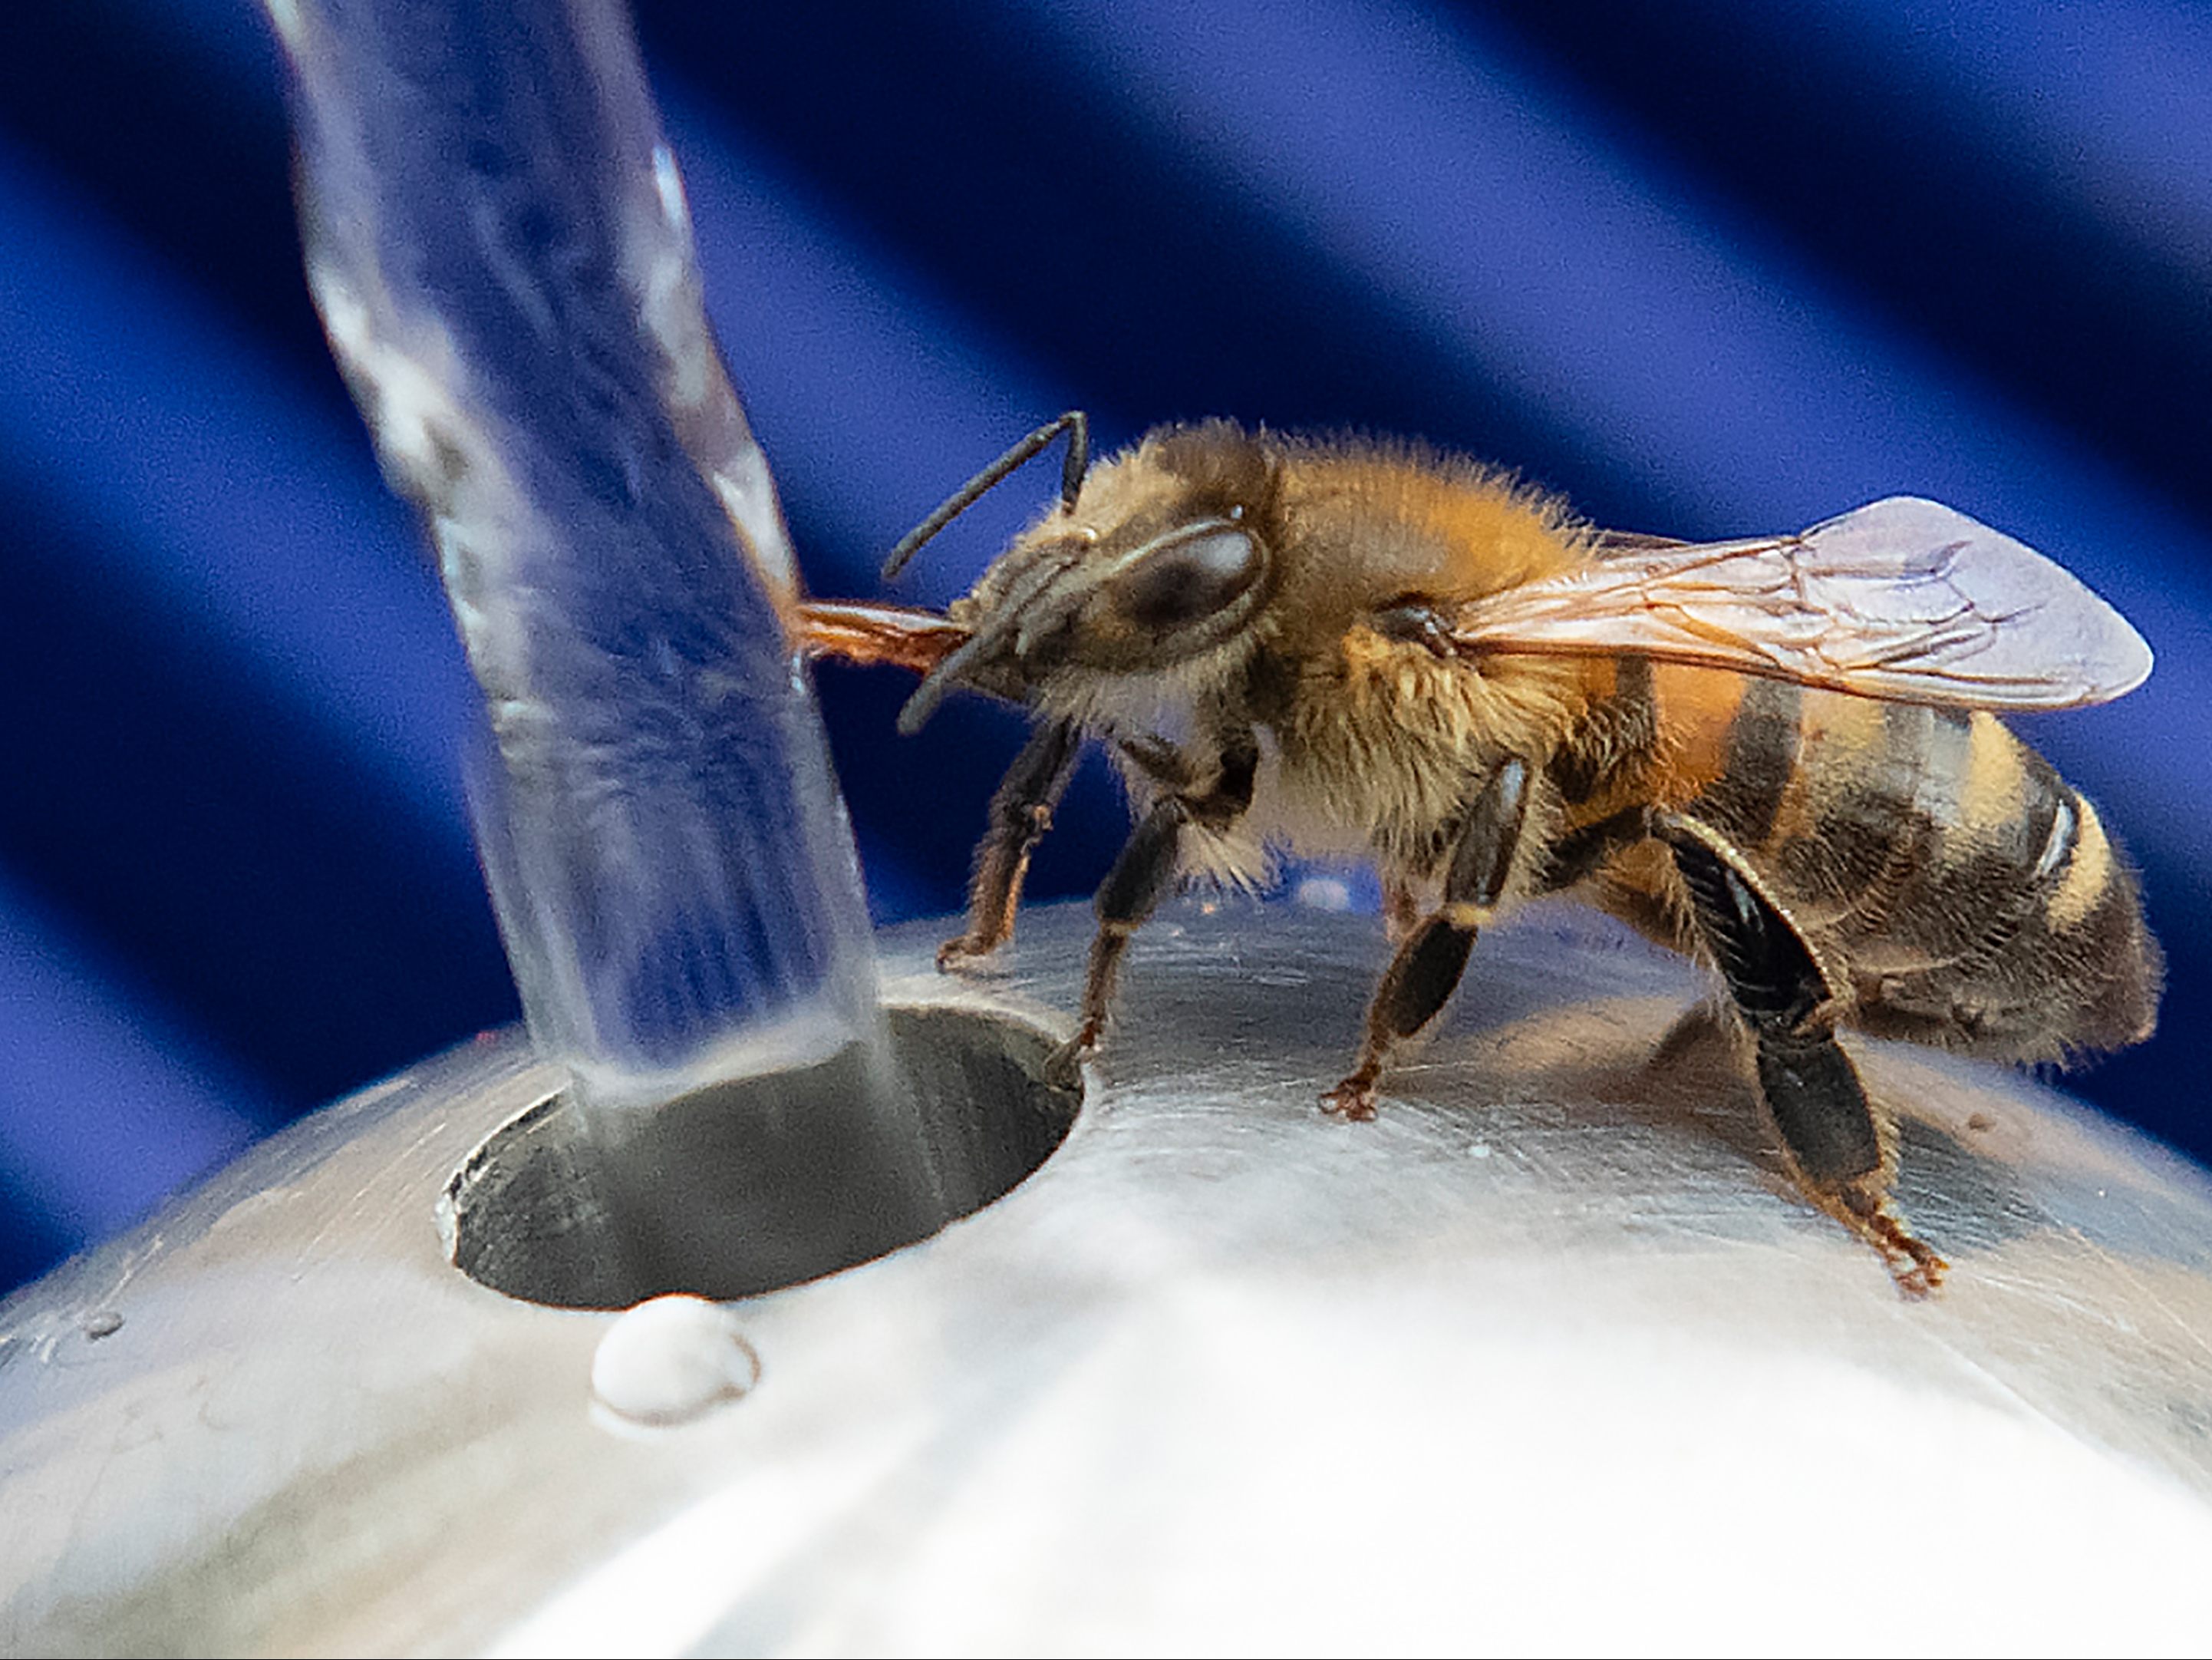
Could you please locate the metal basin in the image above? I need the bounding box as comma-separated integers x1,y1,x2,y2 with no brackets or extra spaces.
3,902,2210,1655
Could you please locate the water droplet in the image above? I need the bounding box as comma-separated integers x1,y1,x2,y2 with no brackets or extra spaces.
590,1295,759,1426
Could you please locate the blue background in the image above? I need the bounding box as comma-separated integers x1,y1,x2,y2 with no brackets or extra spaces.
1,0,2207,1296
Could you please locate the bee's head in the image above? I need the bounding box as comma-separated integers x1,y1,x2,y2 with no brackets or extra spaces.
896,422,1280,734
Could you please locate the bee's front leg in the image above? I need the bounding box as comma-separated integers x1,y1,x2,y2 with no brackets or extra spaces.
939,718,1083,970
1045,734,1256,1087
1655,813,1947,1297
1326,758,1531,1120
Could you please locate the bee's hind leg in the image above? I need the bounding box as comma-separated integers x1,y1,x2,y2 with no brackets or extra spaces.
938,718,1082,971
1643,1001,1732,1074
1656,814,1947,1297
1325,759,1529,1121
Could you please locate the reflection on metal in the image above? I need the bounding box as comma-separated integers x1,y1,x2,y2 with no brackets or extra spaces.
2,903,2210,1653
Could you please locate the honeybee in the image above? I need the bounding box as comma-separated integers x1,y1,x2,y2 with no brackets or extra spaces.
802,414,2161,1294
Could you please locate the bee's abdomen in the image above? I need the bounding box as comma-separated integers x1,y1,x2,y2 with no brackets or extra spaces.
1641,668,2160,1062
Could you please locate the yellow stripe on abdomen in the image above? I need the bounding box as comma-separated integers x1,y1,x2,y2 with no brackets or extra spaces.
2047,794,2115,930
1956,712,2029,836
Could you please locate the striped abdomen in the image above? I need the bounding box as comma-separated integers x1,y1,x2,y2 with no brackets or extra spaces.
1562,663,2161,1063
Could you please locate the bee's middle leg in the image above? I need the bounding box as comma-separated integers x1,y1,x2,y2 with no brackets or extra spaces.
1325,758,1530,1120
939,718,1082,970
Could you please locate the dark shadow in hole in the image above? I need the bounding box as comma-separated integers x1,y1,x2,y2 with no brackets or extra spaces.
444,1006,1077,1308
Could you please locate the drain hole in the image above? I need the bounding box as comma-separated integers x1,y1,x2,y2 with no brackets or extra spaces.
444,1006,1077,1308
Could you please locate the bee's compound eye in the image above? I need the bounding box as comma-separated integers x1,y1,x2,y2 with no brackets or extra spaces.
1109,523,1261,633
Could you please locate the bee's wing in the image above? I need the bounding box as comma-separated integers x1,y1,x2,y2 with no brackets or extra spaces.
1454,497,2153,709
796,599,971,674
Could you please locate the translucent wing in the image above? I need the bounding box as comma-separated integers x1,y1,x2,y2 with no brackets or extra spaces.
1452,497,2153,710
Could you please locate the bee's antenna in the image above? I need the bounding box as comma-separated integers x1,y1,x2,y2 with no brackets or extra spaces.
881,411,1090,582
